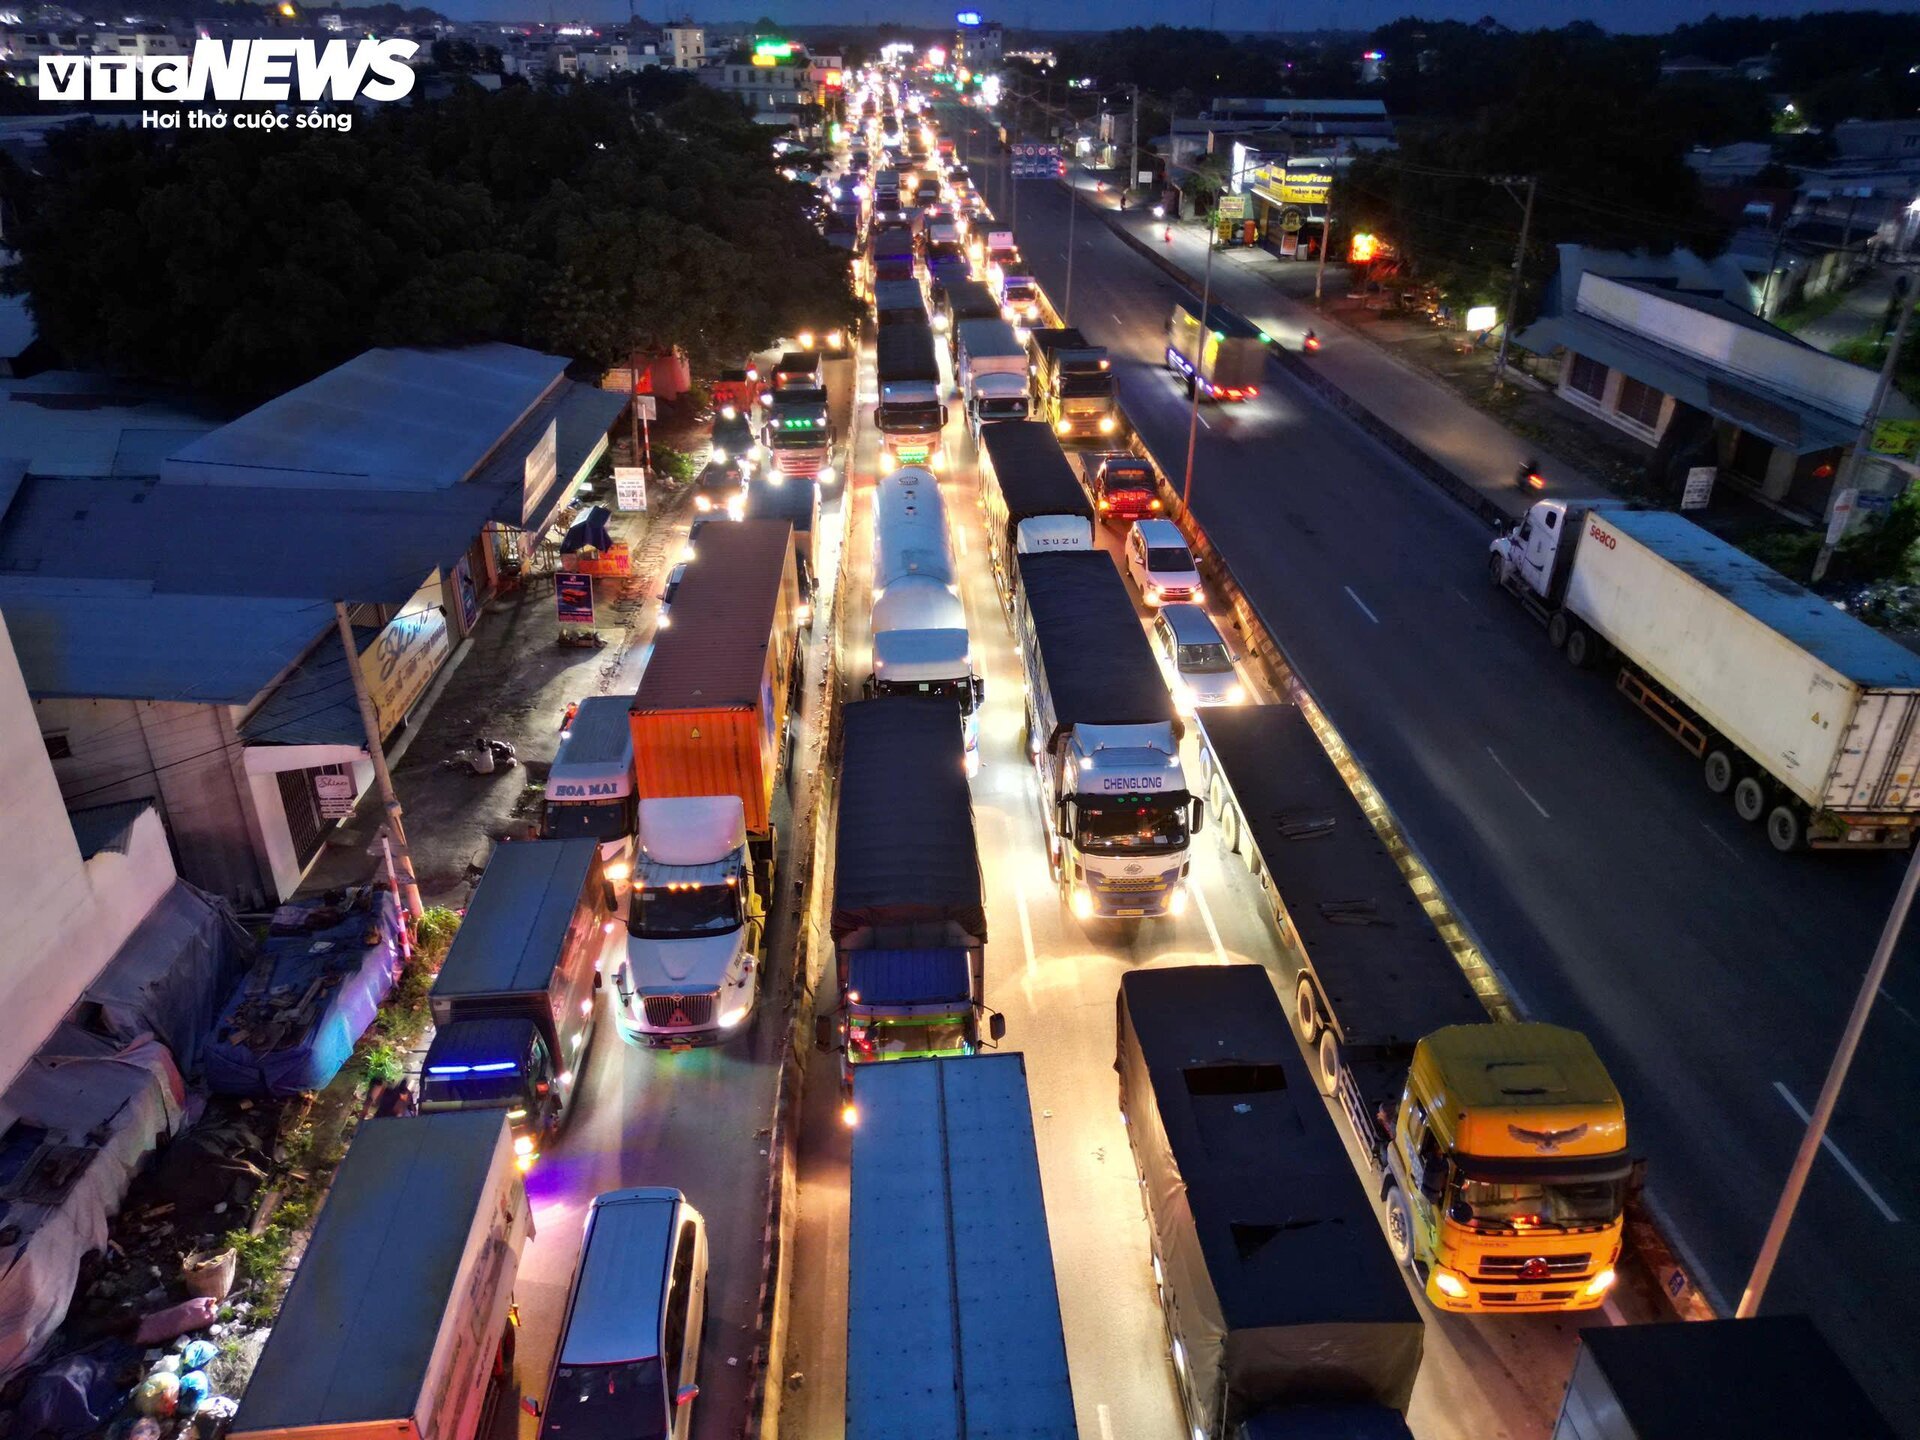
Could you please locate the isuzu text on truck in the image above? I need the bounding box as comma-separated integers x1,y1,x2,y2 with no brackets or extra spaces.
1490,501,1920,849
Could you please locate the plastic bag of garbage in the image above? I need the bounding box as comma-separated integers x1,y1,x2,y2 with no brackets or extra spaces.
134,1296,218,1345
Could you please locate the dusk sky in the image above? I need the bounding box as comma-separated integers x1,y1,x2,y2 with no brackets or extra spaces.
437,0,1920,35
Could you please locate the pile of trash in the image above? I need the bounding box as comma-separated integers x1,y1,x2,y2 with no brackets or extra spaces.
1835,579,1920,638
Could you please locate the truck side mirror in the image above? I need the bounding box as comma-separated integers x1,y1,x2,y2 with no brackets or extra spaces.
989,1012,1007,1043
972,675,986,705
863,674,878,699
941,406,952,426
814,1015,835,1052
593,971,604,990
1055,798,1072,833
1191,796,1206,834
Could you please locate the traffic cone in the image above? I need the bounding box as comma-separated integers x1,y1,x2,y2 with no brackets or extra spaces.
1163,227,1172,245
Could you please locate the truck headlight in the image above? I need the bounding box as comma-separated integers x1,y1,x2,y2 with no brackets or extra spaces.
718,1003,750,1029
1433,1269,1469,1299
513,1135,535,1157
1070,885,1094,920
695,494,712,511
727,494,746,521
819,464,837,484
1226,683,1246,705
1168,884,1189,916
1099,416,1117,434
711,446,727,464
1055,418,1073,435
1581,1268,1618,1299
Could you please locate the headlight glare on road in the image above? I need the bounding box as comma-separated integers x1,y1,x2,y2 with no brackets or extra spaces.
719,1004,750,1029
1168,884,1189,917
1070,885,1094,920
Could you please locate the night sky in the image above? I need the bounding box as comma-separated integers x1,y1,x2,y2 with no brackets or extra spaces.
435,0,1920,34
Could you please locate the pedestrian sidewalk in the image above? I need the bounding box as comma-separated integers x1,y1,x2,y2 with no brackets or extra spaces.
1786,265,1896,354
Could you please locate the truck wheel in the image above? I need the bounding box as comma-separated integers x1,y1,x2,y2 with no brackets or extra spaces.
1767,803,1806,853
1294,975,1320,1042
1384,1188,1416,1269
1316,1029,1341,1097
1733,777,1766,823
1564,626,1594,669
1488,552,1506,587
1546,611,1571,649
1219,800,1240,854
1703,748,1735,795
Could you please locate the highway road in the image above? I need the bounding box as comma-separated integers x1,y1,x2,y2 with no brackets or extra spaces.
779,272,1611,1438
959,113,1920,1425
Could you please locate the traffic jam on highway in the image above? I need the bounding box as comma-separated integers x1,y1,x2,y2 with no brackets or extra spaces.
233,62,1910,1440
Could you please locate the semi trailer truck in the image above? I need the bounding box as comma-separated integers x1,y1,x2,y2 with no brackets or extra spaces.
1015,550,1197,921
1196,705,1632,1313
1028,326,1121,440
1489,500,1920,850
977,420,1096,613
1166,296,1267,402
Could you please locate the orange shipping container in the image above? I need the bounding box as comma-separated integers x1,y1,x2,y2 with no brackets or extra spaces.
629,519,798,839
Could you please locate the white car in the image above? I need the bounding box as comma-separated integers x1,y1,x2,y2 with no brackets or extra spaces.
1125,518,1203,606
1150,604,1244,711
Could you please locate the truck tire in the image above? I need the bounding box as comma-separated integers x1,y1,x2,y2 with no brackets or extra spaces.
1316,1029,1341,1097
1384,1187,1416,1269
1219,799,1240,855
1294,974,1320,1042
1546,611,1571,649
1733,776,1766,823
1767,803,1806,853
1488,552,1505,587
1703,748,1735,795
1564,625,1594,669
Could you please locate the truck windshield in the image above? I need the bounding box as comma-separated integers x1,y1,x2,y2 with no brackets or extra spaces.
879,403,943,432
873,676,975,712
541,1361,667,1440
420,1068,530,1109
849,1018,973,1061
772,428,826,449
1060,373,1113,399
1077,796,1188,853
1178,643,1235,673
1451,1173,1626,1229
978,397,1028,419
633,880,743,938
541,798,632,843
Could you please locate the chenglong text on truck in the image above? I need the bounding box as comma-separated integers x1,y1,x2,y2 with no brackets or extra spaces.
1197,705,1632,1313
1490,501,1920,850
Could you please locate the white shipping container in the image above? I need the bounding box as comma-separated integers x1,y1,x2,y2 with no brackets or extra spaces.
1567,510,1920,817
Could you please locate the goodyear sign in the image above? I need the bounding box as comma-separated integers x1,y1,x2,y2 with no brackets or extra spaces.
1247,162,1332,208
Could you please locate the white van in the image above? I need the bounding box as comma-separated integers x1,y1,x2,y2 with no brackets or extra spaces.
1124,518,1203,606
540,1188,709,1440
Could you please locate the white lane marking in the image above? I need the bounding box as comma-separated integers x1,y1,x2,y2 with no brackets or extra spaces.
1096,1404,1115,1440
1195,410,1211,430
1699,821,1745,863
1486,746,1551,819
1601,1296,1624,1325
1451,587,1472,604
1015,874,1039,979
1879,986,1920,1028
1343,586,1380,625
1192,882,1228,965
1772,1081,1901,1222
1112,311,1124,324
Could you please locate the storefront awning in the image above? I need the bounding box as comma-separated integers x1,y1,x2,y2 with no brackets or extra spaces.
484,382,627,534
239,624,379,749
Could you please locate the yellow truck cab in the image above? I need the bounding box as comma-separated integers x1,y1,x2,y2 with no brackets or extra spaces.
1385,1024,1630,1313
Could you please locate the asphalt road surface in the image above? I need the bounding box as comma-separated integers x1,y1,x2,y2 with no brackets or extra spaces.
959,113,1920,1427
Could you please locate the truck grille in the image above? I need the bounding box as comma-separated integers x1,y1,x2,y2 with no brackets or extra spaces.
1478,1253,1591,1279
1096,875,1170,892
1478,1289,1577,1305
643,994,715,1029
774,452,823,476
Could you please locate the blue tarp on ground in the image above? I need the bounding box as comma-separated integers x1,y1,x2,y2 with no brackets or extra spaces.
204,891,404,1097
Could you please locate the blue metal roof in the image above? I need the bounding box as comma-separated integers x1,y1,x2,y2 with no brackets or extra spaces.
163,345,566,491
480,382,626,531
554,694,634,771
238,624,379,747
1607,509,1920,688
67,798,156,859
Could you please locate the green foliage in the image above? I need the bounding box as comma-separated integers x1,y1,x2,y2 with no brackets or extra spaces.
650,445,700,483
1739,488,1920,590
413,905,462,966
362,1039,406,1088
3,81,858,403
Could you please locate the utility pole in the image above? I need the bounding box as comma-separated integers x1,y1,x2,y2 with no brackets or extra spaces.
1739,834,1920,1314
1492,174,1537,390
1315,210,1332,307
334,602,424,921
1127,83,1140,211
1182,200,1217,512
1064,159,1077,322
1813,269,1918,583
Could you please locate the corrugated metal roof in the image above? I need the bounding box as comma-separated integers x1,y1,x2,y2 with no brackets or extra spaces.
477,382,627,529
238,624,378,747
433,839,599,998
0,372,219,478
846,949,972,1006
633,519,793,712
67,798,156,859
163,344,565,491
1608,509,1920,687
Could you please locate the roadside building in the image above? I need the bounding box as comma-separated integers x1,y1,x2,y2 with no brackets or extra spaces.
1514,244,1907,521
1162,97,1391,172
0,345,623,905
699,39,820,126
663,18,704,70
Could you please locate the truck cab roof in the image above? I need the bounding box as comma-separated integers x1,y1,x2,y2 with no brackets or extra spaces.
637,795,747,866
547,696,634,802
1414,1023,1626,1161
425,1015,542,1074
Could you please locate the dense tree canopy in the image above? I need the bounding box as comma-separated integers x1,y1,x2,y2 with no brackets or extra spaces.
2,75,857,403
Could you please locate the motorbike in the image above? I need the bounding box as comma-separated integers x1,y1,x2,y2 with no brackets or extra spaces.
445,737,519,775
1302,329,1322,353
1516,458,1547,492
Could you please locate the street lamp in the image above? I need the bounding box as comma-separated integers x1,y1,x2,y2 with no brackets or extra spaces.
1181,210,1216,512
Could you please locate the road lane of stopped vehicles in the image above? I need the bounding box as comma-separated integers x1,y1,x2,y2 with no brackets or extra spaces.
1027,325,1122,440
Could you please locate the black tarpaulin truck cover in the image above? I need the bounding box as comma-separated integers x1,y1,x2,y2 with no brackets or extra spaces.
832,699,986,945
1115,965,1423,1440
978,422,1091,529
876,324,940,385
1017,551,1178,741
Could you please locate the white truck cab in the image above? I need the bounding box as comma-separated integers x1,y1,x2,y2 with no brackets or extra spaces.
615,797,765,1047
1125,518,1203,606
1058,723,1196,920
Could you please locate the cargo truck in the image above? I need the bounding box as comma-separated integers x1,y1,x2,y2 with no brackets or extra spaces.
845,1055,1074,1438
629,517,796,890
542,695,636,880
935,278,1004,347
1028,327,1121,440
1079,453,1164,526
817,700,1002,1091
874,323,948,470
1489,501,1920,850
953,317,1030,435
1166,296,1267,402
420,839,609,1168
743,471,821,605
1196,705,1631,1313
867,226,915,291
977,421,1096,614
1551,1315,1896,1440
230,1112,532,1440
1016,550,1198,921
873,278,928,328
1116,966,1423,1440
763,385,836,485
868,467,984,757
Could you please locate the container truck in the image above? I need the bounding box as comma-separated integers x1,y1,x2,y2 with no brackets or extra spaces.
873,278,928,328
629,518,796,897
874,323,949,470
977,421,1096,613
867,467,983,757
845,1054,1074,1438
954,317,1030,435
1016,550,1198,921
420,839,609,1168
1116,966,1423,1440
1166,296,1267,402
1489,501,1920,851
743,471,822,605
229,1112,532,1440
542,694,636,879
1028,327,1121,440
1551,1315,1896,1440
1196,704,1632,1313
936,278,1004,346
817,700,1001,1091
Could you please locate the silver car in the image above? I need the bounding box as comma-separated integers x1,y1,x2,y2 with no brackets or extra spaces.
1151,604,1245,711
